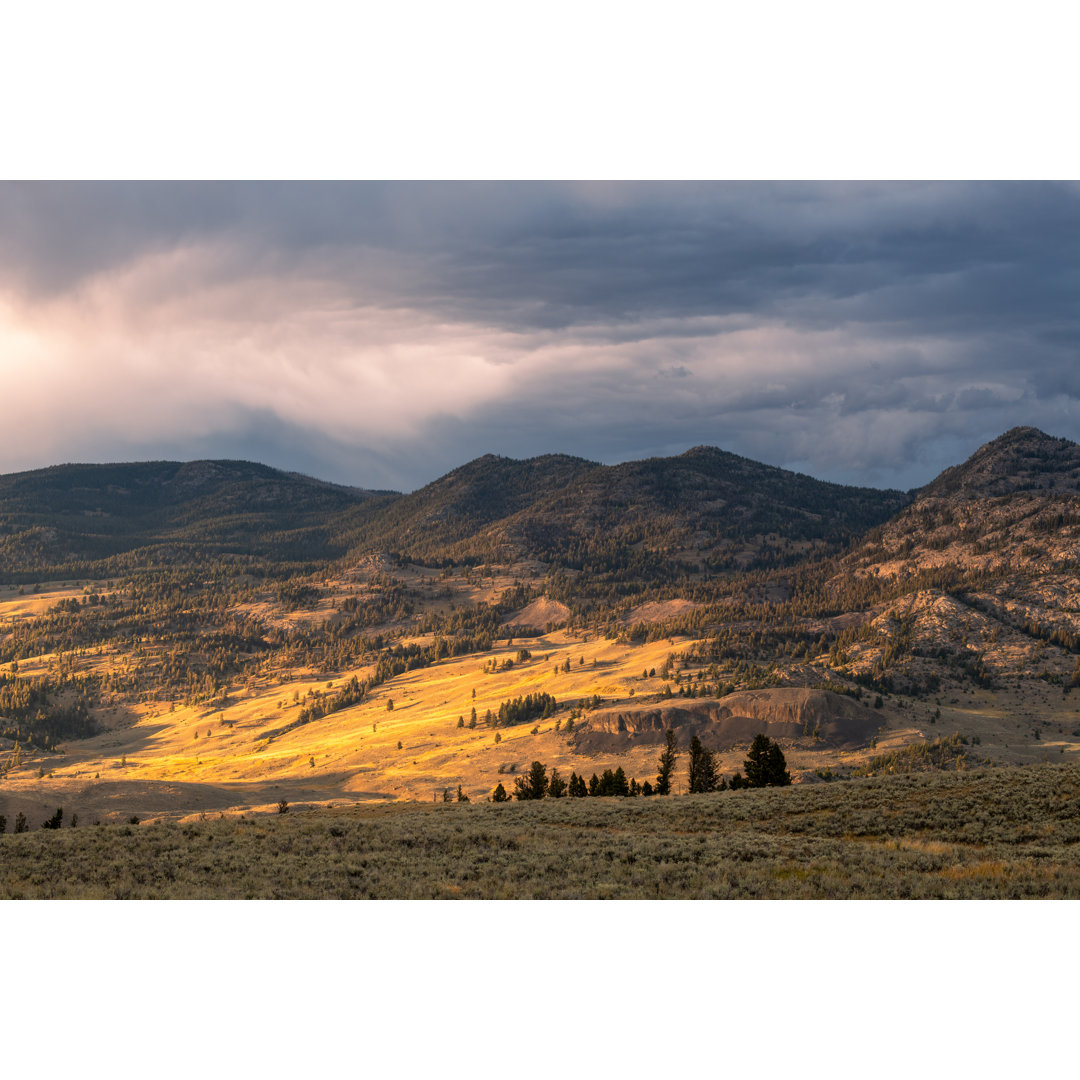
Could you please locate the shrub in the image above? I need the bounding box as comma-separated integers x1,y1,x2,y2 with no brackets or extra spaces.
277,799,289,814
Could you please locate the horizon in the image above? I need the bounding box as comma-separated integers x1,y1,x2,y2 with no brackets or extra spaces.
2,421,1062,497
3,182,1080,493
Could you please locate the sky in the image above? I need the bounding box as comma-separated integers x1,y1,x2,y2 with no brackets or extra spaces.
2,180,1079,494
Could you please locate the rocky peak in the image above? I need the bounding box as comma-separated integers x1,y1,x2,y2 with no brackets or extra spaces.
922,427,1080,500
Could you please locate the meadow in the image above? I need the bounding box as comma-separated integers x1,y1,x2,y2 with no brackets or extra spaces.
3,763,1078,899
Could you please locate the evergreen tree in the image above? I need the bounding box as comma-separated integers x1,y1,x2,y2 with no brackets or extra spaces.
744,734,792,787
548,767,568,798
656,727,679,795
588,773,600,797
568,772,587,797
456,785,470,802
612,766,629,796
491,782,510,802
687,735,719,793
514,760,549,800
641,780,654,796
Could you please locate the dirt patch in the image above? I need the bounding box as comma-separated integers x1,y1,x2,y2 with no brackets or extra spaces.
577,688,880,753
503,596,570,630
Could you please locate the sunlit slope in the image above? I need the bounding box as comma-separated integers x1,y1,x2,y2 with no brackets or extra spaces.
3,631,690,820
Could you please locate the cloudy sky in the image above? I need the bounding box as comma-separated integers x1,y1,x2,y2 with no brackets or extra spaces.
1,181,1078,493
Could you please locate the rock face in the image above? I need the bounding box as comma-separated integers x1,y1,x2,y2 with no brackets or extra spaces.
578,688,879,753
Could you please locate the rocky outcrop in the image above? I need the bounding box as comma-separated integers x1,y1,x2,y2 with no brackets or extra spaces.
577,688,879,753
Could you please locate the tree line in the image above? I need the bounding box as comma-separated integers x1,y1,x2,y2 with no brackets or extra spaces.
491,730,791,801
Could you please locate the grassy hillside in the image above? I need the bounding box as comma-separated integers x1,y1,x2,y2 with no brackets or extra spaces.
3,764,1078,898
3,428,1080,837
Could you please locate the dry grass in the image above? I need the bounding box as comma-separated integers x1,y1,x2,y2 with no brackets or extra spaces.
4,764,1079,899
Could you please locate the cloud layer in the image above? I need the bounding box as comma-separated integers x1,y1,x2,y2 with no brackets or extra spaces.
1,181,1078,491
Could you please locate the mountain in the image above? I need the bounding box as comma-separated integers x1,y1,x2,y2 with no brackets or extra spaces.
0,459,391,575
0,447,911,582
339,446,911,574
822,427,1080,695
849,427,1080,582
3,427,1080,821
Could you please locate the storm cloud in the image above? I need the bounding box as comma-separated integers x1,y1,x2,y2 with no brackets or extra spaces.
1,181,1078,491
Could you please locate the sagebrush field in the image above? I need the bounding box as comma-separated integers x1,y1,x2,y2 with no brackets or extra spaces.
3,764,1078,899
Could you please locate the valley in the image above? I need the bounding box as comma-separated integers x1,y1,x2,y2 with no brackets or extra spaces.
2,427,1080,835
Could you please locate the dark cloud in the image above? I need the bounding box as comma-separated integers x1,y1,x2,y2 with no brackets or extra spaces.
1,181,1078,492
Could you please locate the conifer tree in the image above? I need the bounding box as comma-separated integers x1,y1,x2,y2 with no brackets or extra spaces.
514,760,549,800
656,727,679,795
687,735,719,793
744,734,792,787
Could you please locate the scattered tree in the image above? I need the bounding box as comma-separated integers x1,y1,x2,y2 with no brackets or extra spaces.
548,767,568,798
656,727,679,795
514,760,549,800
687,735,720,793
743,734,791,787
491,782,510,802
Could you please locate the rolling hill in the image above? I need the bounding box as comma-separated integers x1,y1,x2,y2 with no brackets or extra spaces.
2,427,1080,828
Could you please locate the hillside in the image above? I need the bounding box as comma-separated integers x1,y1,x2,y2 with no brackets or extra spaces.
817,427,1080,694
2,427,1080,826
4,765,1079,898
0,459,392,577
340,445,911,574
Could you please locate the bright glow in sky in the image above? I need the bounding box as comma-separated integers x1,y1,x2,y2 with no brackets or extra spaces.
2,181,1078,492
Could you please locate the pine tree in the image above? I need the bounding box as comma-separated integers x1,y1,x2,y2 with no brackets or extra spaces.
588,773,600,797
744,734,792,787
514,760,549,800
687,735,719,793
656,727,679,795
548,767,567,797
456,785,470,802
491,782,510,802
